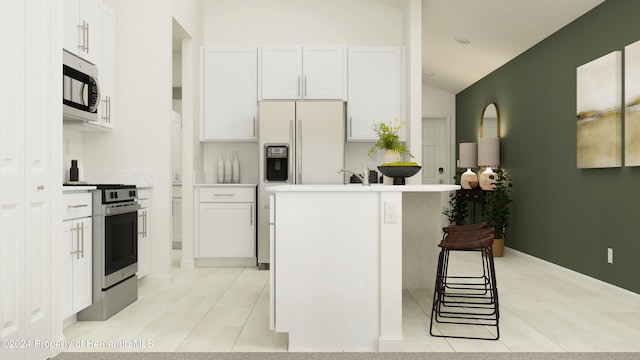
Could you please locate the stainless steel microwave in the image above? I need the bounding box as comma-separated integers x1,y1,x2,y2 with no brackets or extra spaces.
63,50,100,122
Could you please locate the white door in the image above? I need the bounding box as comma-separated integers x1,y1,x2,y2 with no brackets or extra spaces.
1,1,56,359
0,0,27,352
422,117,449,185
24,0,55,357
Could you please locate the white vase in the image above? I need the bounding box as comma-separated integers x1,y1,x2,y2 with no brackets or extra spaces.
382,150,402,185
479,167,496,190
217,155,224,183
232,153,240,183
383,149,402,164
224,155,232,183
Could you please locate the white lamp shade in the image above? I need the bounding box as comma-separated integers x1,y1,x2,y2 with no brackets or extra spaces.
459,143,478,168
478,137,500,167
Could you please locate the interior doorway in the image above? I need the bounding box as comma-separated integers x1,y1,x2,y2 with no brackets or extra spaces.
421,116,450,185
172,19,188,255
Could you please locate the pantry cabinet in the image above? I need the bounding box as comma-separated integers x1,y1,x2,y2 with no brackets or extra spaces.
1,1,58,358
347,47,404,141
201,47,258,141
196,186,256,266
62,192,93,319
260,45,346,100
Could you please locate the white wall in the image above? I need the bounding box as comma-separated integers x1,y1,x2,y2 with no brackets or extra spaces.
203,0,403,45
76,0,203,281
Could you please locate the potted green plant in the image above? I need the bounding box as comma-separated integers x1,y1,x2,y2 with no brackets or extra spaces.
482,167,513,257
442,170,469,225
368,119,414,162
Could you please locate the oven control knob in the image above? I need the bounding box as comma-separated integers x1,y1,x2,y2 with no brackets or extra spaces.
129,190,136,197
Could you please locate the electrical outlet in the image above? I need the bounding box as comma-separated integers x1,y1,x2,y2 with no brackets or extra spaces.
384,202,397,223
607,248,613,264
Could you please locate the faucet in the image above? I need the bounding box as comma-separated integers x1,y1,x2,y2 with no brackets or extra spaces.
338,164,370,185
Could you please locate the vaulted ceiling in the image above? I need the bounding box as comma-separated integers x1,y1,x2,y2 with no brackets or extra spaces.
421,0,606,94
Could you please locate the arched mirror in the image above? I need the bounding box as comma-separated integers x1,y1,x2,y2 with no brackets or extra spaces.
480,103,500,138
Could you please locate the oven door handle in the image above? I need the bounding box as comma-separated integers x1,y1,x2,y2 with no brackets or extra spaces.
105,203,141,216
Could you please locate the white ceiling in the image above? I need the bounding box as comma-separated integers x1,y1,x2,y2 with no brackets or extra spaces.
421,0,606,94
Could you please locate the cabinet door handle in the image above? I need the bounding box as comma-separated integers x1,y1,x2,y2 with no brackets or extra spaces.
297,76,301,97
71,223,81,259
67,204,88,208
349,117,353,138
289,120,294,183
253,116,257,138
297,120,302,183
86,22,90,53
213,193,234,197
102,96,111,122
138,211,148,237
78,21,88,52
304,76,307,97
79,221,85,259
250,204,253,226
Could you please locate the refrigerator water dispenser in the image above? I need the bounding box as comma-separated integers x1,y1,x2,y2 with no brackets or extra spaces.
265,145,289,182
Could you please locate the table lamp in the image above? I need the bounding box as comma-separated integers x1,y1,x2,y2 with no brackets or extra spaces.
459,143,478,189
478,137,500,190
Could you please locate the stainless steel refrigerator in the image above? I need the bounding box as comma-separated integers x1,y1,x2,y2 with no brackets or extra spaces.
257,101,345,267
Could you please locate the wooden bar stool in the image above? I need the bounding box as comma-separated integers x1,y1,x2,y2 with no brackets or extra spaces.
429,223,500,340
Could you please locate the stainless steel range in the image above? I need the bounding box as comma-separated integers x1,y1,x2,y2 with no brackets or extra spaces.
77,184,140,321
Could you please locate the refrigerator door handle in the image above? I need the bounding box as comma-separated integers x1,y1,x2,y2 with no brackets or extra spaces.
289,119,295,183
297,120,302,183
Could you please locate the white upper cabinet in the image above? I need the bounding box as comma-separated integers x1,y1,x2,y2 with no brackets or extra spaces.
347,47,404,141
63,0,102,65
201,47,258,141
63,0,116,131
260,45,347,100
98,4,115,129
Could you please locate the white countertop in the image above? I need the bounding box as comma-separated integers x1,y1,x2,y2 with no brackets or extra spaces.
195,183,257,187
267,184,460,192
63,185,97,192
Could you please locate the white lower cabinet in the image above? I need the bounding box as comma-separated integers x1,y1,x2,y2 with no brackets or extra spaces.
62,192,93,319
137,188,150,278
197,186,256,265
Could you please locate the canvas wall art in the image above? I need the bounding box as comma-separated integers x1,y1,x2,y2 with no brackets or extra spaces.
625,40,640,166
576,51,622,169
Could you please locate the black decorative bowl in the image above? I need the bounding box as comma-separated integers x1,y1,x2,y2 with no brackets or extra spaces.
377,166,421,185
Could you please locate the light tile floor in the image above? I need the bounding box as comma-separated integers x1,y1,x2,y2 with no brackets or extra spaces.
63,249,640,353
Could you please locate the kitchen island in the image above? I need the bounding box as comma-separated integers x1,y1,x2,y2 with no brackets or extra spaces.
267,184,459,352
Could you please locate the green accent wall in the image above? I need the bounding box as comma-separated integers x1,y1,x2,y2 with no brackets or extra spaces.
456,0,640,294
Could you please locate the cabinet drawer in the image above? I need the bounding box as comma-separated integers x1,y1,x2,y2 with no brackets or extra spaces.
63,193,92,220
199,187,255,203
